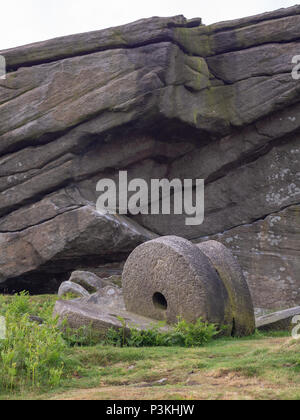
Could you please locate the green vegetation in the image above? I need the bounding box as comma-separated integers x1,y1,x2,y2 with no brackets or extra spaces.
0,293,65,391
105,317,219,348
0,293,218,394
0,293,299,400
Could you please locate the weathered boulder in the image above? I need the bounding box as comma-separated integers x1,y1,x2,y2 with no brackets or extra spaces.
84,285,123,307
0,6,299,309
256,306,300,332
102,275,122,288
0,188,156,291
53,286,169,336
196,241,255,336
58,281,90,299
69,271,104,294
56,237,255,337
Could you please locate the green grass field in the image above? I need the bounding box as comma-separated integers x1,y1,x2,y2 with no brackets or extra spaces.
0,294,299,400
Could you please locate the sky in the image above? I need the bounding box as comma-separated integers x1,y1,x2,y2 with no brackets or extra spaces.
0,0,298,50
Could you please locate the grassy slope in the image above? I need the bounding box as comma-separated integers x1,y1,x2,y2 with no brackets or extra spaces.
1,295,300,400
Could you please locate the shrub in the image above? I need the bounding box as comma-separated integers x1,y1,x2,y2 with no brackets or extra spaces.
0,292,220,392
104,317,219,348
0,292,66,391
174,317,219,347
62,323,100,347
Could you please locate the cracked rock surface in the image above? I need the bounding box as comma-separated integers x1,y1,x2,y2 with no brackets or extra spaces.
0,6,299,308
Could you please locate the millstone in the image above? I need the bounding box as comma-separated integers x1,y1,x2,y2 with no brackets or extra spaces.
196,240,255,336
122,235,233,331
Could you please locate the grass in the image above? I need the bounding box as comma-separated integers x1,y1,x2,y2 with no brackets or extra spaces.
0,293,300,400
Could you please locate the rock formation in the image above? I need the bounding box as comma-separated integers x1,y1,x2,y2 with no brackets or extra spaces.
55,237,255,337
0,6,299,309
58,281,90,299
256,306,300,332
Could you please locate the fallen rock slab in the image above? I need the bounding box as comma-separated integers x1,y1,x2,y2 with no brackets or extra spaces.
0,199,157,291
69,271,104,294
83,285,124,308
53,291,169,337
256,306,300,331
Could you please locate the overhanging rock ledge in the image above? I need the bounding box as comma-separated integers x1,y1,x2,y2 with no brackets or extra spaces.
0,5,299,310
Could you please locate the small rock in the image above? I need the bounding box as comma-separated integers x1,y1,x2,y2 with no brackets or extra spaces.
256,306,300,331
58,281,90,298
29,315,44,324
69,271,103,293
102,275,122,288
156,378,168,384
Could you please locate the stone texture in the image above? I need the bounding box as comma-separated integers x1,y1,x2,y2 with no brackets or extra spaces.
0,191,157,290
135,128,300,239
122,236,232,332
69,271,104,294
0,6,299,308
196,241,255,336
102,275,122,288
58,281,90,298
196,205,300,310
256,306,300,331
84,285,124,307
53,287,169,337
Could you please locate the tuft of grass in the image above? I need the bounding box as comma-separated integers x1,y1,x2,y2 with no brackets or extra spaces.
104,317,219,348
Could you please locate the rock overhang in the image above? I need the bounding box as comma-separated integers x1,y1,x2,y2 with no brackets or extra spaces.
0,6,299,310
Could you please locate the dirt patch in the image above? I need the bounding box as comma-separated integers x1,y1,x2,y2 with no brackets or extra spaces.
49,371,290,401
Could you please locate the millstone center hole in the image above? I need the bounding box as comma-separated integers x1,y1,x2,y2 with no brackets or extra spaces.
152,292,168,310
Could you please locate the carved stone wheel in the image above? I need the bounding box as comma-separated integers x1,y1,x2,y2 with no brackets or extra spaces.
122,236,233,331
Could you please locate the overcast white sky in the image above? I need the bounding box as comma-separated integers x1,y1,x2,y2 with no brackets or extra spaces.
0,0,298,50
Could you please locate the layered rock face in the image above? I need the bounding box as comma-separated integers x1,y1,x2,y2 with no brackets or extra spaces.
0,6,299,308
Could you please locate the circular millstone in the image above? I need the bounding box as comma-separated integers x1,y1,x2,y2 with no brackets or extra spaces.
196,240,255,337
122,235,233,331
